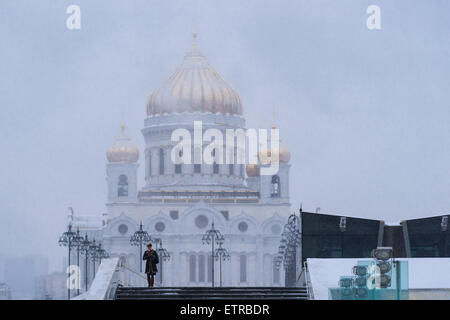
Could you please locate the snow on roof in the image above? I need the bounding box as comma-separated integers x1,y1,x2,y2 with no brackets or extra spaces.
71,215,104,229
307,258,450,300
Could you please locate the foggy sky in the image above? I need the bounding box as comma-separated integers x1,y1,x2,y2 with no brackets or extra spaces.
0,0,449,271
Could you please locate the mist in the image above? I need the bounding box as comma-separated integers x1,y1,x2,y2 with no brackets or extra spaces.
0,0,449,282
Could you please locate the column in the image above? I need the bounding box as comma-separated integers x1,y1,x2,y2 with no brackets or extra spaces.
230,253,239,286
145,148,150,184
164,147,174,175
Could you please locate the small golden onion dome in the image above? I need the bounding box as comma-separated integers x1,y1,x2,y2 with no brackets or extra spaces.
278,142,291,163
258,122,291,164
246,164,260,177
146,33,243,116
106,124,139,163
259,141,291,164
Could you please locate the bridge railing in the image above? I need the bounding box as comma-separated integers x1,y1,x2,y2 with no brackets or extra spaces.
119,262,147,288
303,261,314,300
73,257,147,300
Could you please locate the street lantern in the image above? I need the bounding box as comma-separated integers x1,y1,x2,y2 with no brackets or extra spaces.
130,221,152,272
97,242,109,264
273,255,283,270
88,240,109,280
89,239,100,277
214,241,230,287
154,238,170,286
80,234,92,292
58,224,78,300
202,222,224,288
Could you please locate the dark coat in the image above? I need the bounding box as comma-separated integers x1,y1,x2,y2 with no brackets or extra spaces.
143,249,159,275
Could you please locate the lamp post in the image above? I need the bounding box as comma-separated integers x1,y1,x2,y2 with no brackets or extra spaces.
88,240,109,279
80,234,92,292
130,222,152,272
276,213,301,287
58,224,78,300
89,239,99,278
96,242,109,265
214,241,230,287
154,238,170,286
73,228,84,296
202,222,224,288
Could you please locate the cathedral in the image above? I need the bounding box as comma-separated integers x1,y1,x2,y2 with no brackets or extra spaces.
75,34,292,287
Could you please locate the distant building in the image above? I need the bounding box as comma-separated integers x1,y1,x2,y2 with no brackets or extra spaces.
0,282,11,300
62,256,68,274
3,255,48,299
0,255,5,281
35,272,66,300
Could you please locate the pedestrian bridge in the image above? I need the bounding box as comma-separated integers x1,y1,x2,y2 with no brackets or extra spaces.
73,257,310,300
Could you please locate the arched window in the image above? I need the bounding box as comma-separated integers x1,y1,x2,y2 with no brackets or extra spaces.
175,149,182,174
155,261,162,284
240,255,247,283
212,149,219,174
271,175,280,198
198,255,206,282
273,260,280,284
189,255,196,282
194,164,201,173
159,148,165,175
118,175,128,197
213,162,219,174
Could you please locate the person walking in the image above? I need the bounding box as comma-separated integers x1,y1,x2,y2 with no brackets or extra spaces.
143,243,159,287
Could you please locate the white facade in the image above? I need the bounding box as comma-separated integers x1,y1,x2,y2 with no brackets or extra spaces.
77,35,292,287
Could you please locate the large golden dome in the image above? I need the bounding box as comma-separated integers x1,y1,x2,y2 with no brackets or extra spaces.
106,124,139,163
146,33,243,116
